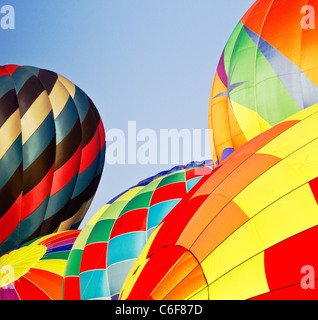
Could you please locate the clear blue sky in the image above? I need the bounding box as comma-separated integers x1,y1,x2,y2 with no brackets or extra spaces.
0,0,255,227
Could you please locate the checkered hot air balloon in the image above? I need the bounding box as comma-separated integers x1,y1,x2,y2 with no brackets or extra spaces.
63,161,213,300
0,65,105,254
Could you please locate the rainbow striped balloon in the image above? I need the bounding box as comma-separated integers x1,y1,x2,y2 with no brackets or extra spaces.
0,65,105,254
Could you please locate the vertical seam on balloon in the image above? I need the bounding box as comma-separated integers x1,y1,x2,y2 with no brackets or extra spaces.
225,15,255,159
106,199,132,298
31,68,58,238
146,170,186,238
53,78,82,230
252,0,275,135
5,65,23,250
106,244,112,299
146,179,160,240
146,172,180,235
77,98,104,229
226,22,244,157
80,242,109,299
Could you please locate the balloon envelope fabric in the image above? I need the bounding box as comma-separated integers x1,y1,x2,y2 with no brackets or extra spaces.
0,230,80,300
120,104,318,300
63,161,213,300
209,0,318,166
0,65,105,254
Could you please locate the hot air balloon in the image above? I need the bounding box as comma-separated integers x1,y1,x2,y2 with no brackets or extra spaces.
63,161,213,300
120,104,318,300
209,0,318,166
0,65,105,254
0,230,80,300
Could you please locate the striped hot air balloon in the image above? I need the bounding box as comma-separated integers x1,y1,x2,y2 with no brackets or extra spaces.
63,161,213,300
0,230,80,300
209,0,318,166
120,104,318,300
0,65,105,254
